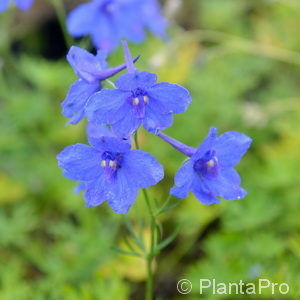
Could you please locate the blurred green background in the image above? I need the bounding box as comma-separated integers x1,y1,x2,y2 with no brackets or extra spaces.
1,0,300,299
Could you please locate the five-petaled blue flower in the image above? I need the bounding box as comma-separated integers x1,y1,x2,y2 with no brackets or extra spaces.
66,0,167,52
57,136,164,213
86,71,192,137
62,46,136,124
0,0,34,12
86,41,192,138
157,127,252,205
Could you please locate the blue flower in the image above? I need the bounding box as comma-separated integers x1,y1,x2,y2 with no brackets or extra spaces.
85,41,192,138
66,0,167,52
57,136,164,213
62,46,137,124
0,0,34,12
157,127,252,205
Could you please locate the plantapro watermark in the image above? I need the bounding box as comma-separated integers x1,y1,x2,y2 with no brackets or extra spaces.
177,278,290,295
200,279,289,295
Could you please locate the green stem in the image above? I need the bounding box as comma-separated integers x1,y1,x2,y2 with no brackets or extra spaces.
145,187,156,300
50,0,73,48
134,131,156,300
146,240,154,300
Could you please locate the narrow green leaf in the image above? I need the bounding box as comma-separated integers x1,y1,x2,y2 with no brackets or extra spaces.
155,227,180,252
112,247,143,258
123,217,145,251
156,199,182,216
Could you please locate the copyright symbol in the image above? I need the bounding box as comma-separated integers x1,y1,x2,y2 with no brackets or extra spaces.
177,279,192,294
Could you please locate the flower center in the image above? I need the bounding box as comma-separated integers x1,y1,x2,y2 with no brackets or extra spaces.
101,151,122,179
193,150,219,179
130,88,149,118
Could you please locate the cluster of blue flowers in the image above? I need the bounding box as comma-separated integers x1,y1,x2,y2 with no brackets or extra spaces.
67,0,167,52
0,0,252,213
1,0,166,54
57,40,252,213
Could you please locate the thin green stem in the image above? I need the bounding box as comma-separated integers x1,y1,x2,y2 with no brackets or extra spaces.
134,131,156,300
50,0,73,48
145,191,156,300
143,189,154,217
143,186,157,300
146,224,155,300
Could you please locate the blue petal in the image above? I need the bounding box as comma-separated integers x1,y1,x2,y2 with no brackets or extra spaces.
87,121,132,145
66,2,98,37
140,0,167,38
116,6,145,43
107,170,139,214
173,160,194,187
170,185,190,199
15,0,34,10
143,107,173,133
91,15,120,51
88,136,131,153
84,176,107,208
201,167,247,201
192,127,218,161
191,175,221,205
0,0,10,12
111,109,142,138
84,159,141,213
215,131,252,167
62,80,100,124
95,50,108,69
170,160,194,198
147,83,191,114
122,150,164,188
115,71,157,91
85,89,130,124
87,122,114,140
57,144,102,181
67,46,107,82
221,167,241,185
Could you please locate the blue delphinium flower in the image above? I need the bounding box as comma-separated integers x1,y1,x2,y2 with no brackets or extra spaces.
86,41,192,138
157,127,252,205
0,0,34,12
66,0,167,52
57,136,164,213
62,46,137,124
